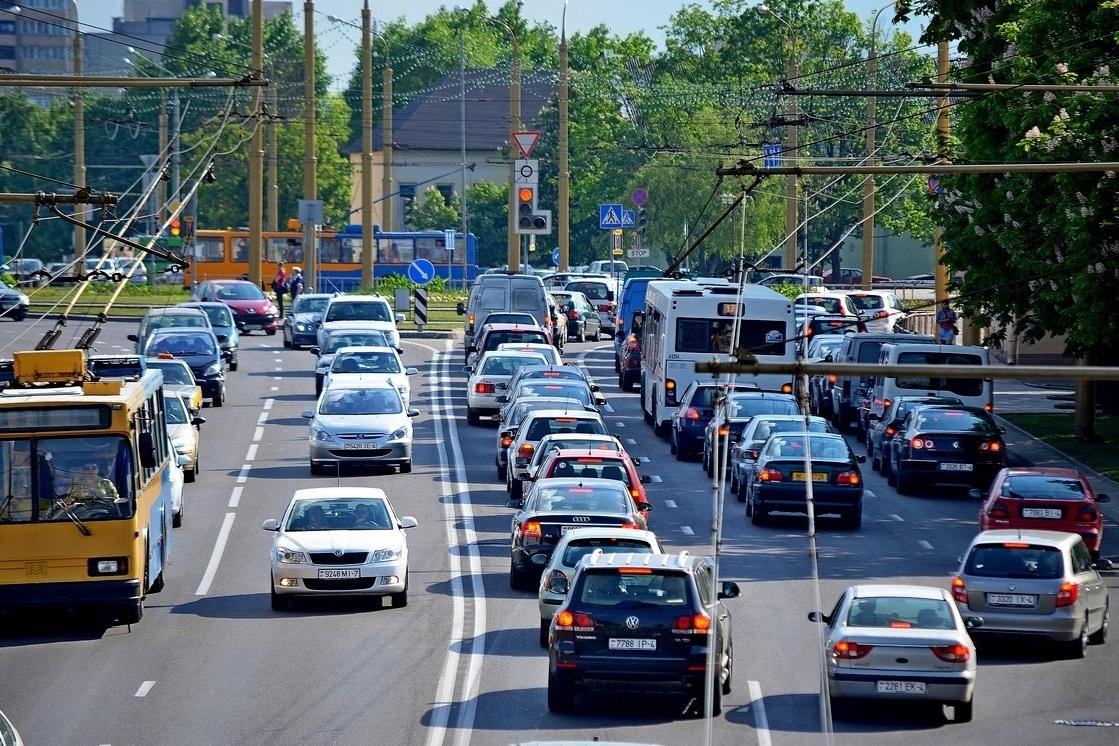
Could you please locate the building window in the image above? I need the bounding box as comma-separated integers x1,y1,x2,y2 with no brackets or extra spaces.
0,21,15,34
0,46,14,60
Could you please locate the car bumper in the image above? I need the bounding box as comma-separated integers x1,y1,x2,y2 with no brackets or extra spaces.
0,579,141,609
538,591,565,621
551,654,709,694
467,392,500,412
196,376,225,398
173,445,198,470
674,426,706,454
289,329,318,346
755,484,863,514
827,667,975,702
981,520,1102,553
899,458,1003,486
234,314,278,332
955,603,1083,641
309,441,412,465
271,558,408,596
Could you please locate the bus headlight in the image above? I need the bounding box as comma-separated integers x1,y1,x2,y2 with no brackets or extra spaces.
88,557,129,576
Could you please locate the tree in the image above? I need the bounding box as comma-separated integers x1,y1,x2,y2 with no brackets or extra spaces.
464,181,508,268
411,186,459,231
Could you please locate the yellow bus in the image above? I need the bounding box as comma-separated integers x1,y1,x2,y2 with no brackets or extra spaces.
0,350,174,625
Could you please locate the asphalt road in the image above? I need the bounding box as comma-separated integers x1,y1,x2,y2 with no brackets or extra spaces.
0,316,1115,746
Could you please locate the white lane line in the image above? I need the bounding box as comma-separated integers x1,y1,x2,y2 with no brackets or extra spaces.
274,357,282,362
747,680,772,746
615,421,627,428
681,525,695,536
134,681,156,698
236,465,251,483
253,426,264,441
270,386,279,392
245,444,258,462
603,402,615,413
918,539,934,550
890,513,905,522
665,499,678,509
864,489,877,498
228,485,243,509
625,438,636,445
651,475,663,483
263,398,274,411
273,376,281,381
195,512,236,595
274,367,282,371
257,412,268,424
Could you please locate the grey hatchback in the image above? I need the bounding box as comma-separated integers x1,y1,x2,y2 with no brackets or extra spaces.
952,529,1110,657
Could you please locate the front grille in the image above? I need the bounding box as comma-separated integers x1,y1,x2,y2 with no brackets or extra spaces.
309,552,368,565
337,432,387,440
235,313,275,324
303,578,377,590
329,448,392,458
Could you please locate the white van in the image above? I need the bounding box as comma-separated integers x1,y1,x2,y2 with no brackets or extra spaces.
870,342,993,420
457,274,551,353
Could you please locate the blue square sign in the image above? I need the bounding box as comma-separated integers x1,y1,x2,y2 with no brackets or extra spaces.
599,203,624,230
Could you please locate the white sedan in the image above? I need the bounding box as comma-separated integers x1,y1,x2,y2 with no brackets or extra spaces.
323,346,418,407
496,342,562,366
465,350,549,425
263,487,418,610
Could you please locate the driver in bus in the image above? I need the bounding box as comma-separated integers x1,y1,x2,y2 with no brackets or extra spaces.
65,463,120,504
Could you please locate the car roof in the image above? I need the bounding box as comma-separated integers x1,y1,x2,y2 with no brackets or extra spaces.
523,409,602,420
850,584,951,601
580,550,696,572
206,279,256,287
535,477,628,491
548,448,629,460
970,529,1079,547
327,294,389,303
334,345,397,355
149,326,216,338
147,307,206,317
555,527,659,545
1001,467,1082,478
290,486,389,502
484,323,546,332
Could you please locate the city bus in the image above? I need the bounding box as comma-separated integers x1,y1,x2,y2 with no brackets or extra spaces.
640,280,796,433
190,227,479,291
0,350,175,625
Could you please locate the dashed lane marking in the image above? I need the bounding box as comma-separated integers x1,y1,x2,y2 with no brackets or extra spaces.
890,513,905,522
236,465,251,483
257,412,268,424
263,398,274,411
253,427,264,441
747,680,772,746
625,438,636,445
245,444,258,462
681,525,695,536
918,540,934,550
134,681,155,697
665,499,678,509
228,486,243,509
270,386,279,391
195,512,236,596
651,475,663,483
615,421,626,428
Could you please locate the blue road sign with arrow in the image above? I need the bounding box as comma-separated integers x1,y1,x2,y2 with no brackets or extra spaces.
408,258,436,285
552,247,561,266
599,203,624,229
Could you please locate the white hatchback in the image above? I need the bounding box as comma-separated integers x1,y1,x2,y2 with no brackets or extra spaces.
263,487,417,610
496,342,562,366
323,346,418,407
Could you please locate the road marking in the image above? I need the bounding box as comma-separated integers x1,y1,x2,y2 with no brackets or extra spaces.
665,499,678,509
134,681,155,698
273,376,281,381
228,485,243,509
890,513,905,522
681,525,695,536
195,512,236,595
236,465,251,483
603,402,615,413
245,444,258,462
918,539,934,550
270,386,279,392
864,489,877,498
263,398,274,411
747,680,772,746
257,412,268,425
274,366,282,371
615,421,626,428
274,357,282,362
651,475,663,483
253,426,264,441
625,438,636,445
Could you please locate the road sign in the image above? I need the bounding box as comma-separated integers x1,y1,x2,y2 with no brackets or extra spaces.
763,143,782,168
298,199,324,226
627,248,650,258
413,288,428,329
631,187,648,206
512,131,540,158
612,230,623,256
444,229,456,252
407,258,436,285
514,159,539,185
552,247,561,266
599,203,624,229
928,177,945,194
621,209,635,228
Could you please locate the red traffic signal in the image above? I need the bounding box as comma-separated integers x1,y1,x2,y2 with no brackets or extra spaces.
170,218,181,237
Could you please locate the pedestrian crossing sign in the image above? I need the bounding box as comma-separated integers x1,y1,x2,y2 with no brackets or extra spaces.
599,203,624,229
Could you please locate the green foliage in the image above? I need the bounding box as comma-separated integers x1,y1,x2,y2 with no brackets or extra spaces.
411,186,460,231
368,273,448,293
767,283,805,301
464,181,509,268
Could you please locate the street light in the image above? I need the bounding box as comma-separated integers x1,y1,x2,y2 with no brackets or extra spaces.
558,0,571,272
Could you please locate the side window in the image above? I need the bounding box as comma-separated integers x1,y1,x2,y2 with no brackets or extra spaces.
694,565,713,606
827,591,848,628
1071,542,1092,573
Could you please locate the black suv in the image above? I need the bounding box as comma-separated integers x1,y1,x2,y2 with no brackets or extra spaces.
547,551,740,716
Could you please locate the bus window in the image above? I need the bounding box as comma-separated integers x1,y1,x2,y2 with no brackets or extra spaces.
675,318,787,356
196,236,225,262
233,238,249,262
895,351,983,395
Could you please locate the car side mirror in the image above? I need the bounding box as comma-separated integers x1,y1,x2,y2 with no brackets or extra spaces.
551,576,569,595
408,408,420,418
590,383,601,392
616,328,627,339
262,518,280,531
505,499,522,509
398,516,418,529
718,581,741,600
640,475,652,485
998,426,1006,433
807,611,831,624
856,455,866,464
496,382,508,390
301,409,314,418
463,365,473,373
495,394,508,404
965,616,984,630
406,367,419,376
750,450,760,460
637,502,652,513
127,334,138,342
395,312,406,323
968,488,983,499
191,416,206,427
530,554,549,566
456,302,466,315
500,430,513,440
176,454,191,466
309,346,320,355
594,395,607,406
1096,493,1110,503
215,333,228,342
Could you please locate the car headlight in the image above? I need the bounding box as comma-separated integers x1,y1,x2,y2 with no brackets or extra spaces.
296,322,308,331
204,363,222,377
390,425,410,440
312,427,333,441
17,294,29,304
274,547,307,564
371,547,402,562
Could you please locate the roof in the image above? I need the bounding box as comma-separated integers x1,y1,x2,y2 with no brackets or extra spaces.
851,584,949,600
292,486,388,500
348,69,556,153
581,551,696,572
970,529,1079,546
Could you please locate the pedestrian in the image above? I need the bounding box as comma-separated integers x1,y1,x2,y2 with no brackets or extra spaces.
272,261,288,317
936,299,959,345
288,266,304,300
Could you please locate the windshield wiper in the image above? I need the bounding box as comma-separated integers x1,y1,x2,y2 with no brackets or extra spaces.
52,498,92,536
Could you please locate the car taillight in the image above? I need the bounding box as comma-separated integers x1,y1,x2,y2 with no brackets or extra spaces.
832,640,873,659
555,610,594,628
836,471,860,486
781,382,793,393
567,309,579,320
517,443,535,459
519,520,542,538
620,519,641,529
1056,581,1079,607
988,502,1010,520
501,436,513,448
827,373,837,384
882,398,892,409
467,314,475,330
984,403,993,413
684,406,700,421
1076,505,1099,522
911,437,934,450
931,644,971,663
979,441,1002,452
474,382,495,394
885,426,897,436
673,613,712,633
951,576,968,604
629,487,641,499
665,378,677,404
546,570,568,593
758,468,783,482
717,423,730,438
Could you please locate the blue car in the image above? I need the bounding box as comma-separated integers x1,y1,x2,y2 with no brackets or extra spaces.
669,381,759,460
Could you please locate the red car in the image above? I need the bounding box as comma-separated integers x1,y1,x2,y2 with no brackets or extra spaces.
536,448,652,518
192,279,279,335
977,467,1110,556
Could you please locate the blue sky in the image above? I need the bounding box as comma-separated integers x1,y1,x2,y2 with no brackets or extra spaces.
82,1,929,89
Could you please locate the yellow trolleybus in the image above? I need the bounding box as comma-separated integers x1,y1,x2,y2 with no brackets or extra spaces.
0,350,174,625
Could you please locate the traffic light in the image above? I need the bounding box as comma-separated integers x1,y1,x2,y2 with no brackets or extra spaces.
402,194,416,227
637,207,647,235
514,185,552,235
170,218,181,237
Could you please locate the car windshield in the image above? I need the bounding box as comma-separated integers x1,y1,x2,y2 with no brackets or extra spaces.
526,416,605,440
150,313,207,330
324,301,390,322
284,497,393,531
728,396,799,419
520,368,581,384
807,337,843,359
539,439,620,457
548,457,629,483
914,409,995,433
848,294,886,311
561,538,655,567
480,355,545,376
965,544,1064,579
292,296,329,314
147,361,195,385
577,570,689,607
766,435,849,460
319,388,402,416
165,395,188,425
798,296,843,314
1000,475,1087,500
194,305,233,327
895,398,961,420
566,282,609,300
331,351,401,374
146,333,216,357
215,283,265,301
324,332,389,354
752,419,829,442
846,596,956,630
534,484,630,513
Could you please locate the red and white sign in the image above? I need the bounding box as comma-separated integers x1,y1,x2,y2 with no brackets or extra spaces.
512,131,540,158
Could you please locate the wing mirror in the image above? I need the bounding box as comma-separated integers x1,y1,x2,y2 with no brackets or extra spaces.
396,347,404,355
505,498,523,509
807,610,831,624
640,475,653,485
856,454,866,464
593,395,607,406
463,365,473,373
590,383,601,392
191,416,206,427
964,616,984,630
1096,493,1110,503
495,394,509,404
968,488,983,499
262,518,280,531
308,346,320,355
398,516,418,529
718,581,741,600
456,301,466,315
395,312,406,323
301,409,314,418
408,408,421,418
406,367,419,376
127,333,139,342
531,554,549,566
176,454,191,466
637,502,652,513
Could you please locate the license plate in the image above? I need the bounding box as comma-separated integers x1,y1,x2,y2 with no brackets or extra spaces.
343,442,381,449
792,472,829,482
939,462,974,472
876,680,926,695
561,525,591,534
987,593,1037,607
317,568,360,579
1022,507,1062,519
609,638,656,651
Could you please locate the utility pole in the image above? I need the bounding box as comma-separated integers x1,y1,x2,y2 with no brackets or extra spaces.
361,0,374,289
933,40,950,306
72,25,85,258
248,0,264,287
158,91,168,230
382,63,394,233
267,61,279,231
558,2,571,273
303,0,318,292
507,35,522,272
459,25,468,290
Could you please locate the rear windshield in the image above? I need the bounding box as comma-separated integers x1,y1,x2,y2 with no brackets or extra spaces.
690,385,756,409
577,571,690,607
480,355,545,375
148,361,194,385
325,332,389,354
766,435,850,460
562,539,655,567
846,596,956,630
477,287,507,310
526,417,605,440
728,396,799,419
914,409,996,433
539,439,621,456
848,295,885,311
516,383,591,405
894,351,984,396
751,419,829,442
1000,475,1086,500
895,398,960,420
566,281,609,300
534,485,629,513
324,300,391,323
482,313,534,326
965,544,1064,579
150,313,207,330
292,296,329,315
548,457,630,483
484,330,548,349
196,305,234,327
800,296,843,314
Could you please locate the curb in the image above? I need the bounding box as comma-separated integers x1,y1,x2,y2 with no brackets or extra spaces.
399,329,461,340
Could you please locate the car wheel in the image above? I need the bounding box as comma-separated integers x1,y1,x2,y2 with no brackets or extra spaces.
721,643,733,695
122,596,144,625
886,457,898,486
843,507,862,530
509,560,531,591
497,460,506,481
390,573,408,607
309,460,323,476
577,324,585,343
266,328,277,336
270,584,289,611
614,354,621,373
895,467,913,496
466,408,480,426
212,386,225,408
547,671,576,713
399,460,412,474
669,431,678,455
954,698,974,723
283,335,292,349
744,485,753,513
315,375,323,396
172,501,183,528
1067,614,1090,658
184,465,196,484
654,416,668,438
510,475,523,502
229,356,239,372
870,444,881,472
11,310,26,322
750,494,766,525
1089,603,1109,645
539,619,550,648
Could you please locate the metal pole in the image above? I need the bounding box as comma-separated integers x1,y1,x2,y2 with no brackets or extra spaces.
248,0,265,287
507,34,522,272
361,0,374,289
382,64,394,233
267,62,279,231
172,89,181,205
460,25,468,290
862,29,877,290
303,0,317,293
934,40,950,306
558,10,570,273
784,55,799,270
694,360,1119,382
72,24,85,258
717,162,1119,177
157,91,168,230
0,75,265,87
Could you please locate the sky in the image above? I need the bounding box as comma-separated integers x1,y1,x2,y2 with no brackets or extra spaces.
81,1,929,90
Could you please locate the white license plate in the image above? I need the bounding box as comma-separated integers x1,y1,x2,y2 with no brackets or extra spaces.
987,593,1037,607
609,638,656,651
343,442,381,449
317,568,360,579
1022,507,1062,519
561,525,593,534
876,680,926,695
939,462,974,472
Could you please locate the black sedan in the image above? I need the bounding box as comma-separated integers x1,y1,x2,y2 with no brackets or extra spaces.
507,478,649,591
143,329,226,407
886,405,1006,495
551,290,604,342
743,432,865,528
281,293,333,349
701,392,799,477
867,395,962,476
